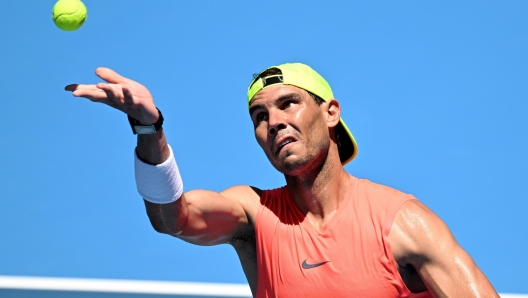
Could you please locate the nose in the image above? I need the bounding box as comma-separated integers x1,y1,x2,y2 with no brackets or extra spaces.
268,110,286,135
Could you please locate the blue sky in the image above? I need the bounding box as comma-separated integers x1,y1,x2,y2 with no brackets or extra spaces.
0,0,526,294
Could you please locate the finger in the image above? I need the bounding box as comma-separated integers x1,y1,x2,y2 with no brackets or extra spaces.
68,85,102,96
122,86,136,106
65,84,107,99
65,83,122,109
65,84,99,93
73,87,110,104
69,87,112,105
74,89,107,100
95,67,127,84
96,83,124,105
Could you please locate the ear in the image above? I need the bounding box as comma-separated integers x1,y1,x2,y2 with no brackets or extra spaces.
323,98,341,129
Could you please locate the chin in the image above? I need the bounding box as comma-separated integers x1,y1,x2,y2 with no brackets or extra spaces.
273,154,314,176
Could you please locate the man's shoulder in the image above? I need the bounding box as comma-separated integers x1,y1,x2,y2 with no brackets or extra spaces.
219,185,274,223
351,175,415,200
219,185,263,205
220,185,290,200
348,175,420,227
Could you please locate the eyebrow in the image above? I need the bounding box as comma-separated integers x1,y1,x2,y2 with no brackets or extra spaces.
249,92,302,117
249,105,262,118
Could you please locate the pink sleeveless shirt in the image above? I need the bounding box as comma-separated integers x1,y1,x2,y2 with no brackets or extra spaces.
255,175,433,298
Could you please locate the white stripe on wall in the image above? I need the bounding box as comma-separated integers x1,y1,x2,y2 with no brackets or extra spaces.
0,276,252,297
0,276,524,297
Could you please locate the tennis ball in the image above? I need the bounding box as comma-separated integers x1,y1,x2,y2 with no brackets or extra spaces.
52,0,87,31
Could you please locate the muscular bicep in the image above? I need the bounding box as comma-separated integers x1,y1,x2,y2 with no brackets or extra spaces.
178,188,252,245
389,200,498,298
145,186,260,246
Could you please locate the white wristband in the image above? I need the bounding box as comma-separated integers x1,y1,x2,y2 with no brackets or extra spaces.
134,145,183,204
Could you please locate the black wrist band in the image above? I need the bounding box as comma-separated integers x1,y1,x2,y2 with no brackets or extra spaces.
128,108,164,135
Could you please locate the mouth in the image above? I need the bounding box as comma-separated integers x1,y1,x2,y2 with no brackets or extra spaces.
275,137,296,154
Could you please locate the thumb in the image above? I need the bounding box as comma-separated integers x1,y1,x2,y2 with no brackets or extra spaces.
95,67,126,84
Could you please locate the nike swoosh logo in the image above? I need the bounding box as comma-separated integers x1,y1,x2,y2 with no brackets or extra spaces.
302,259,330,269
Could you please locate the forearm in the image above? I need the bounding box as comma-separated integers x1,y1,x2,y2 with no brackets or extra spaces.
134,128,183,205
136,128,170,165
136,131,184,234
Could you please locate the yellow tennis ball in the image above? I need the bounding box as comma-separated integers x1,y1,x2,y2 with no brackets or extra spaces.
52,0,87,31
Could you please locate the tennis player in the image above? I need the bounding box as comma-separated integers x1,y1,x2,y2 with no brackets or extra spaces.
66,63,498,297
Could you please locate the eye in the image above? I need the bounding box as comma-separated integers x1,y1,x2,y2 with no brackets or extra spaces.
282,100,296,109
256,112,268,123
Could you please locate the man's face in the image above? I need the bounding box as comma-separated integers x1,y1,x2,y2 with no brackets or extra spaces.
249,84,332,175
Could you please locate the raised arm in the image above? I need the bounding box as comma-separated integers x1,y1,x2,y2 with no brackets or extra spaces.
65,68,259,246
144,186,260,246
389,200,498,297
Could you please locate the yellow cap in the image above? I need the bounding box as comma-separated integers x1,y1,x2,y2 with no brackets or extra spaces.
247,63,358,165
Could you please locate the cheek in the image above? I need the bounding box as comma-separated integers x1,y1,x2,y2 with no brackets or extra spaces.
292,105,320,129
254,126,269,148
306,113,329,145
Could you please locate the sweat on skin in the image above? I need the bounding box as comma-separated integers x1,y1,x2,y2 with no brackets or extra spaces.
65,64,499,298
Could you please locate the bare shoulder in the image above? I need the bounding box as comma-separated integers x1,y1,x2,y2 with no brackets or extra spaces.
220,185,262,224
389,199,452,264
389,199,499,297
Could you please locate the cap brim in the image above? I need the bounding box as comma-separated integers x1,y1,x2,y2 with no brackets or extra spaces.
336,118,358,165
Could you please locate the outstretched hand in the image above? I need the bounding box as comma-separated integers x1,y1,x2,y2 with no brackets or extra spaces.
65,68,159,125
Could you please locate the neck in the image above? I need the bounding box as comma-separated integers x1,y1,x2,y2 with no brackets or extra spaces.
284,148,349,230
